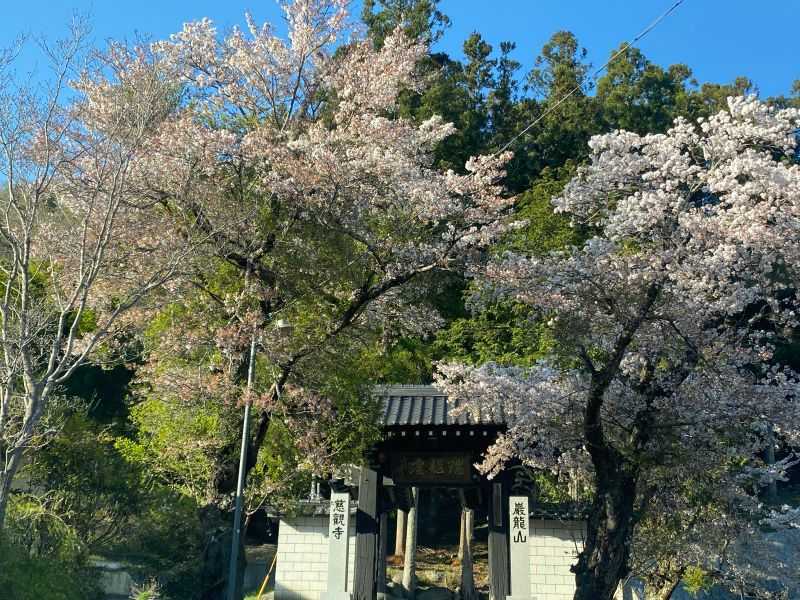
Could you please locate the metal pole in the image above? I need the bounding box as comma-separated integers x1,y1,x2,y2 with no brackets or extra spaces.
226,333,258,600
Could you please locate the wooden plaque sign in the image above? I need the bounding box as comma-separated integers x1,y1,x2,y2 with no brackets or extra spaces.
391,452,472,485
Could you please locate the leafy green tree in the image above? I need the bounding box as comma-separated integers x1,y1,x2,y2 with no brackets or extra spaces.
507,32,601,191
768,78,800,109
26,414,142,551
0,494,104,600
596,45,689,133
16,394,205,597
527,31,590,99
362,0,451,47
434,167,584,368
692,76,757,116
487,41,521,150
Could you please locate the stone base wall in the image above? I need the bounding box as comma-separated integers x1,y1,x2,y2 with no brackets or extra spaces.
528,519,585,600
274,515,585,600
275,515,356,600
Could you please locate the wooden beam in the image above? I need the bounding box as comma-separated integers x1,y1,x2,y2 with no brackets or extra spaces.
488,479,510,600
377,510,388,595
354,467,379,600
395,486,412,512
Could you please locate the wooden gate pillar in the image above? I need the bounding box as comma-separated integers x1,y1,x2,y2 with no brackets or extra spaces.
488,477,510,600
354,467,379,600
377,510,388,596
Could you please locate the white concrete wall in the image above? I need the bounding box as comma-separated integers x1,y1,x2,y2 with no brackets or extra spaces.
528,519,585,600
275,515,356,600
276,514,584,600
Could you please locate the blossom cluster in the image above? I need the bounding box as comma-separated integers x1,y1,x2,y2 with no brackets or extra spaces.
74,0,517,478
437,97,800,531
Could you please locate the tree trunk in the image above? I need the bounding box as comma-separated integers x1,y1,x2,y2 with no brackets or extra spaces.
395,508,407,557
572,467,638,600
573,285,657,600
0,443,26,529
460,508,477,600
766,426,778,504
402,487,419,599
0,470,14,529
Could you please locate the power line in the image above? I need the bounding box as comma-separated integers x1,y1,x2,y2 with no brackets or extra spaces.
254,0,690,324
496,0,688,154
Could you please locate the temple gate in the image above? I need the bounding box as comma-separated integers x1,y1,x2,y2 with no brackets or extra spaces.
273,385,586,600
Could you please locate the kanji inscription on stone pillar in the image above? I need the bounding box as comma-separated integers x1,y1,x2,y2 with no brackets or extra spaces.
323,492,352,600
507,495,531,600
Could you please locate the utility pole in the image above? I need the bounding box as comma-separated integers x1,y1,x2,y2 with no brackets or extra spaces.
226,333,258,600
225,316,291,600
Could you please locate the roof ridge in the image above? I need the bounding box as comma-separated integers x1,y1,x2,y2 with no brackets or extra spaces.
373,384,445,396
378,388,507,427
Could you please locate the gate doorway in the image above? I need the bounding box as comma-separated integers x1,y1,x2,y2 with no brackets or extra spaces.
270,384,587,600
385,488,490,598
351,385,511,600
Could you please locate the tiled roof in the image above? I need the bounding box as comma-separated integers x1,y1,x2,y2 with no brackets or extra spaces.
374,384,506,427
529,501,591,520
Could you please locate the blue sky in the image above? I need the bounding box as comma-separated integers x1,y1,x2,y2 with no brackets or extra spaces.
1,1,797,98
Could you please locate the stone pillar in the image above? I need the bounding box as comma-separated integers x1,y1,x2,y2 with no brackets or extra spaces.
458,509,466,561
460,508,477,600
322,492,352,600
507,495,530,600
401,487,419,599
395,508,407,556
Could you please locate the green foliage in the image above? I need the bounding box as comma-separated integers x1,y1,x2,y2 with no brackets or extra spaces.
25,413,143,551
108,488,204,600
62,364,134,423
0,536,99,600
371,337,436,383
430,168,581,369
500,166,585,255
0,497,103,600
433,301,553,367
397,50,487,172
6,494,83,561
116,396,228,502
402,23,770,377
596,45,690,134
768,78,800,109
254,418,313,513
692,76,757,116
129,579,163,600
362,0,451,47
682,566,714,596
19,408,204,598
527,31,589,99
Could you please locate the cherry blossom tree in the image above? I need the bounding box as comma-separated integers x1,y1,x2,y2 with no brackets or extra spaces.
130,0,511,418
626,452,799,599
437,96,800,600
80,1,513,596
0,24,192,528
